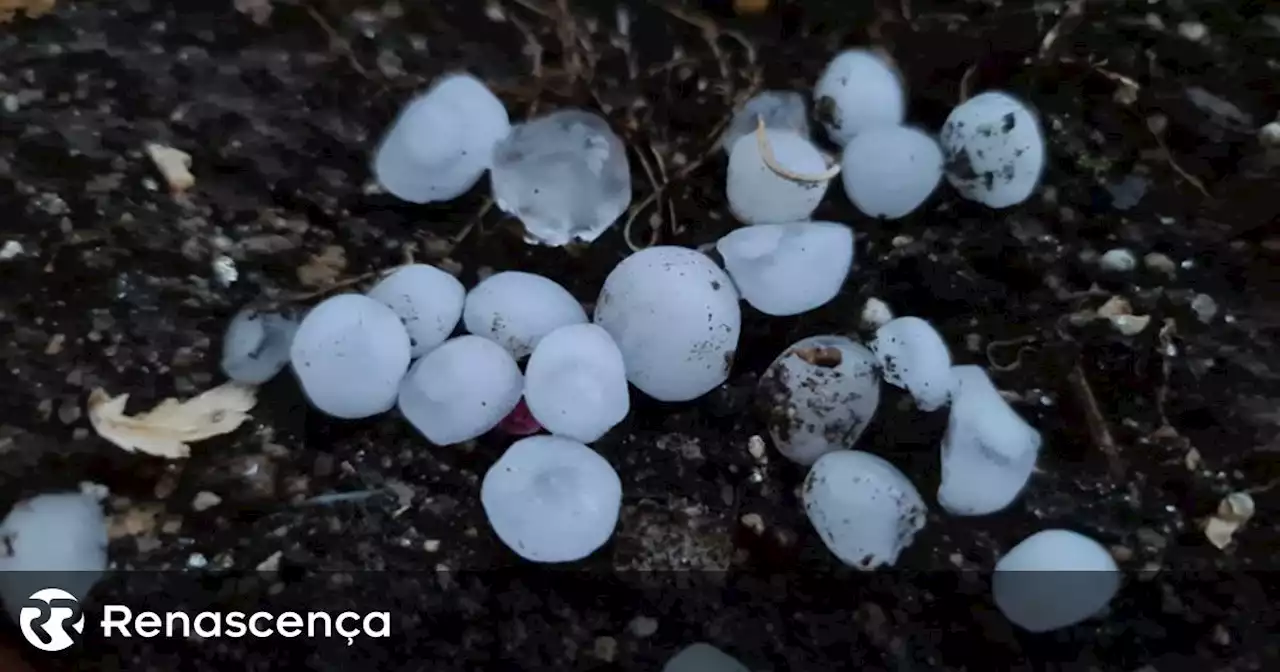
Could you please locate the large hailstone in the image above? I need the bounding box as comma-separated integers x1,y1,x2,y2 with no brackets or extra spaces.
726,127,834,225
480,436,622,563
398,335,523,446
366,264,465,358
814,49,906,147
938,365,1042,516
716,221,854,316
463,271,588,360
220,307,299,384
719,90,811,151
594,246,741,402
290,293,411,419
803,451,927,570
490,109,632,246
940,91,1046,208
993,529,1121,632
524,324,629,443
664,643,750,672
871,316,953,412
757,336,880,465
0,493,108,621
372,73,511,203
841,125,943,219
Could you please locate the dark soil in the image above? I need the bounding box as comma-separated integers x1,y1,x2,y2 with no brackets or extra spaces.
2,0,1280,670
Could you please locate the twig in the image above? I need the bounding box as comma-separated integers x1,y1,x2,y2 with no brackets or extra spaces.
1068,362,1125,478
1038,0,1087,63
305,5,370,78
986,335,1039,372
958,63,979,103
451,198,495,247
755,116,841,182
1144,114,1211,198
506,9,545,78
1154,317,1178,430
278,271,381,304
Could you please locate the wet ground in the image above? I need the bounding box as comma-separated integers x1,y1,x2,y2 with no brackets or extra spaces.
1,0,1279,670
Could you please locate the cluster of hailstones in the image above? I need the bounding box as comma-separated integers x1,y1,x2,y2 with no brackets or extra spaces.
214,48,1121,634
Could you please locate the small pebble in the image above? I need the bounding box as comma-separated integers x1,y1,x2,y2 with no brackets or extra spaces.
1145,252,1177,277
860,298,893,330
1099,248,1137,272
191,491,221,512
1177,21,1208,41
0,241,22,261
628,615,659,638
1191,294,1219,323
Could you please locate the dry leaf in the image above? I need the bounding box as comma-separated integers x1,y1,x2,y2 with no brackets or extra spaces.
297,245,348,287
1203,492,1255,549
1095,295,1152,335
0,0,55,23
87,381,257,458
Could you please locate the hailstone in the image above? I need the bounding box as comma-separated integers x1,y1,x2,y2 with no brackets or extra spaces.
871,316,952,412
726,128,833,225
366,264,465,358
993,529,1121,632
716,221,854,316
398,335,523,446
841,125,943,219
664,643,750,672
0,492,108,621
524,324,629,443
463,271,588,360
813,49,906,146
720,90,811,151
803,451,927,570
220,307,299,384
940,91,1046,208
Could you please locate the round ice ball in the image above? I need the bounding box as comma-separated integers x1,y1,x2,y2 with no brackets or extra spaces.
726,129,832,225
716,221,854,316
841,125,943,219
220,307,299,384
398,335,523,446
0,492,108,621
870,316,953,412
940,91,1046,208
366,264,465,358
814,49,906,147
594,246,741,402
993,529,1121,632
803,450,926,570
463,271,588,360
481,435,623,563
290,293,412,419
525,324,630,443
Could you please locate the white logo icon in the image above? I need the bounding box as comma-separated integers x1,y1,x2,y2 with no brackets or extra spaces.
19,588,84,652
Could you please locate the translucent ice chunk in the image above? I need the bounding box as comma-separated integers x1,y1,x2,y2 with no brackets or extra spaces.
490,109,632,246
463,271,588,360
803,450,926,569
290,293,412,419
841,125,943,219
525,324,629,443
940,91,1046,208
720,90,812,151
937,365,1041,516
366,264,465,358
0,492,108,621
480,436,622,563
373,73,511,203
871,316,953,412
757,336,880,465
594,246,741,402
664,643,750,672
220,307,299,384
398,335,523,446
716,221,854,316
993,529,1121,632
726,129,832,225
814,49,906,147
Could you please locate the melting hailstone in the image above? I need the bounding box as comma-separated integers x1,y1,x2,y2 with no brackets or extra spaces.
664,643,750,672
366,264,465,358
720,90,812,151
372,73,511,204
716,221,854,316
938,365,1041,516
220,307,299,384
871,316,952,412
290,293,411,419
490,109,632,246
803,450,926,570
993,529,1121,632
463,271,588,360
480,435,622,563
398,335,523,446
757,336,880,465
813,49,906,147
726,128,833,225
0,492,108,621
594,246,741,402
841,125,943,219
940,91,1046,208
525,323,629,443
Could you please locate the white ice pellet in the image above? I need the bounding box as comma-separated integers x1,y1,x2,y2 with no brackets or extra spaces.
290,294,412,419
757,336,880,465
871,316,953,412
813,49,906,147
802,450,926,569
0,493,108,621
716,221,854,317
463,271,588,360
490,109,632,246
398,335,523,446
940,91,1046,208
366,264,465,358
594,246,741,402
720,90,812,151
938,365,1042,516
480,436,622,563
726,129,833,225
373,73,511,204
1099,248,1137,273
525,323,629,443
993,529,1121,632
220,307,299,384
841,125,943,219
664,643,750,672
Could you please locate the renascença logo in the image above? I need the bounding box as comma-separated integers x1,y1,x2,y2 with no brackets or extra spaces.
20,588,84,652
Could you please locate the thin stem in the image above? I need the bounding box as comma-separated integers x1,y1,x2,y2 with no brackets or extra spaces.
755,116,840,183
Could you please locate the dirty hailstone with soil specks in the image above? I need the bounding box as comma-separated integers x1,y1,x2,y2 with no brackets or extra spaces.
841,125,943,219
940,91,1046,208
719,90,812,151
0,493,108,621
366,264,465,358
993,529,1121,632
220,307,299,384
813,48,906,147
524,323,629,444
716,221,854,316
803,450,926,569
463,271,588,360
871,316,953,412
398,335,523,446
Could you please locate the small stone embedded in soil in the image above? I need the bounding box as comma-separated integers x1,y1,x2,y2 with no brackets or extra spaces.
462,271,588,360
813,49,906,147
840,125,943,219
0,492,108,621
221,307,299,384
398,335,523,446
524,323,630,444
1099,247,1138,272
720,90,811,151
802,450,926,570
726,129,832,225
993,529,1121,632
871,316,953,412
664,643,750,672
145,143,195,193
716,221,854,317
191,491,221,512
860,297,894,330
366,263,465,358
940,91,1046,208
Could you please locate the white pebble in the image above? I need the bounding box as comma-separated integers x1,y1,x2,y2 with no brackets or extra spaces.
525,323,630,443
290,294,411,419
720,90,811,151
0,493,108,621
841,125,943,219
463,271,587,360
813,49,906,146
664,643,750,672
366,264,465,358
726,129,832,225
373,73,511,203
481,436,622,563
938,365,1042,516
221,308,298,384
993,529,1121,632
594,246,740,402
1099,247,1137,272
802,451,926,569
860,298,894,330
715,221,854,316
941,91,1046,208
398,335,523,446
871,317,953,412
